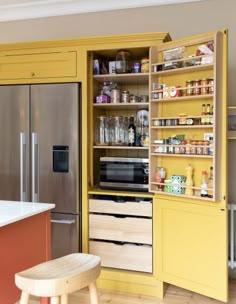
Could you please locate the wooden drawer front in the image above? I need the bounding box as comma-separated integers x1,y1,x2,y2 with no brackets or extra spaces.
0,51,77,80
89,214,152,244
89,241,152,273
89,199,152,217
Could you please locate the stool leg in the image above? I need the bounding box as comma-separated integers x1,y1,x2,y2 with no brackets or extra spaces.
89,282,99,304
60,294,68,304
50,296,60,304
19,291,30,304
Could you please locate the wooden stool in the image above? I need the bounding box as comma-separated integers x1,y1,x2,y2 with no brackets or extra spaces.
15,253,101,304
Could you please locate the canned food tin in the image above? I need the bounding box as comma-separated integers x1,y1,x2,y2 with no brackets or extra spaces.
111,88,121,103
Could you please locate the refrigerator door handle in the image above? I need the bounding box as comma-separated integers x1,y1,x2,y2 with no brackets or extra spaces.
20,133,27,202
51,219,76,225
32,133,39,202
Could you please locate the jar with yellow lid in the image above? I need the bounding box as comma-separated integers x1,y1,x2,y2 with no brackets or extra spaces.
141,58,149,73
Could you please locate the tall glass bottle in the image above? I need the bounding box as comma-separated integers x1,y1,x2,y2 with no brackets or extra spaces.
207,166,214,198
206,103,211,125
128,116,136,146
95,116,109,146
200,170,208,197
185,164,194,196
201,104,206,125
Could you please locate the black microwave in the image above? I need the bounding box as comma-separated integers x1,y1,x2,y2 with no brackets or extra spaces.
100,157,149,191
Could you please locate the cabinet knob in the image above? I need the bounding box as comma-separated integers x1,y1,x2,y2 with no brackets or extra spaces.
31,72,35,77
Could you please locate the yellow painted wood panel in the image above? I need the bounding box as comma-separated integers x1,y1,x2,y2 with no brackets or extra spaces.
0,51,77,80
155,198,228,302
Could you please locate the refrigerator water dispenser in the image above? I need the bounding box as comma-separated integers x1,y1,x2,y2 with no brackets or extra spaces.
53,145,69,173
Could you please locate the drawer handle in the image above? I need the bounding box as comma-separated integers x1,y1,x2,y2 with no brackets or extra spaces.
51,219,75,225
31,72,35,77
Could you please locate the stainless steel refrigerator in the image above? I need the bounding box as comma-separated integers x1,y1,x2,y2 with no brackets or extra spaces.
0,83,81,258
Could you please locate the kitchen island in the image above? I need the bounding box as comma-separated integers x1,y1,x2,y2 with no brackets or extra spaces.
0,201,55,304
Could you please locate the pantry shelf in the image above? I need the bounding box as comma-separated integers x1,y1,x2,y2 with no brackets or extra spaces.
150,153,213,158
151,63,213,76
150,93,213,103
151,125,213,129
93,145,149,150
93,102,149,110
93,73,149,85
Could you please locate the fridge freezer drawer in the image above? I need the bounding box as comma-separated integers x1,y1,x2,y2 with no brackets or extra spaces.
51,213,80,259
89,214,152,245
89,241,152,273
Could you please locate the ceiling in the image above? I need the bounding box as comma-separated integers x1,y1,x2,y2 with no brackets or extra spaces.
0,0,204,22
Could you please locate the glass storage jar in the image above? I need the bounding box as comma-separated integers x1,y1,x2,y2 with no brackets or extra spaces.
109,116,125,145
115,50,130,74
95,116,109,146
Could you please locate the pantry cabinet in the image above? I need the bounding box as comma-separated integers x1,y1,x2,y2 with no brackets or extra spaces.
0,30,228,302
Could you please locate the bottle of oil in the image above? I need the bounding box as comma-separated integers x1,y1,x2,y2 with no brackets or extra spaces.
206,103,211,125
201,104,206,125
200,170,208,197
128,116,136,146
207,166,213,198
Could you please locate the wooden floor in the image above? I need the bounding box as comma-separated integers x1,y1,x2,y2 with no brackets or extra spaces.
25,280,236,304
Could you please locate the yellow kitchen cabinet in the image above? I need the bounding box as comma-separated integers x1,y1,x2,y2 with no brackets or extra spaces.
0,45,80,83
154,197,227,302
150,30,228,302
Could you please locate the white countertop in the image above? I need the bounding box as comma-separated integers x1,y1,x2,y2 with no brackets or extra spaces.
0,201,55,227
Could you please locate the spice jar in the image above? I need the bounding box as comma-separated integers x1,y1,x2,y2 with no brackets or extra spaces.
200,78,209,95
190,141,197,155
121,91,130,103
208,78,214,94
186,80,193,96
192,79,201,95
196,141,203,155
202,141,209,155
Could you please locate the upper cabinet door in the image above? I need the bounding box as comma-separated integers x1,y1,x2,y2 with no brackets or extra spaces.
150,30,228,302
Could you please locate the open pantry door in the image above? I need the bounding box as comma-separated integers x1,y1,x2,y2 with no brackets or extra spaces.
150,30,228,302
